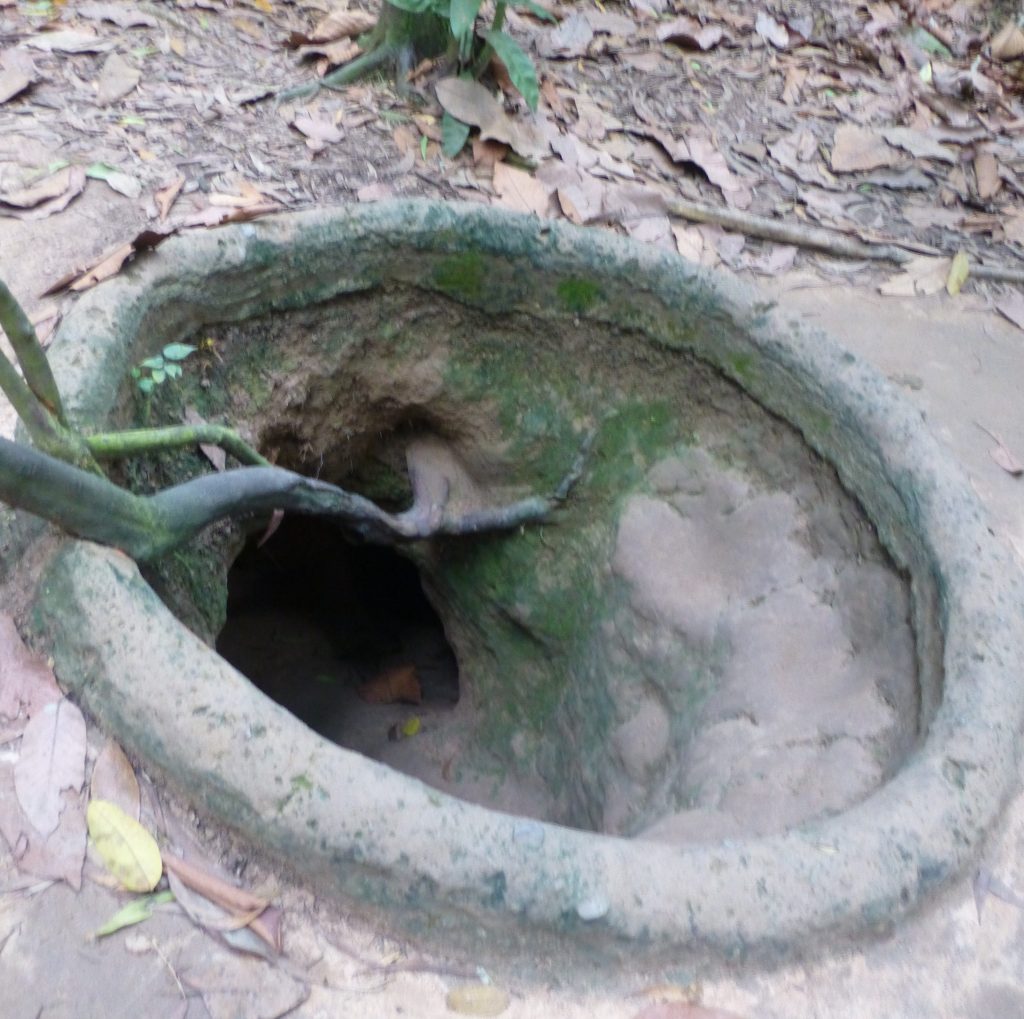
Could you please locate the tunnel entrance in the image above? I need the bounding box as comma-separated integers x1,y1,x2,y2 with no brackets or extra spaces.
216,514,459,760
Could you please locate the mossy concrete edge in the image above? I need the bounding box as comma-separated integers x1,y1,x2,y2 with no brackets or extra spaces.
24,201,1024,972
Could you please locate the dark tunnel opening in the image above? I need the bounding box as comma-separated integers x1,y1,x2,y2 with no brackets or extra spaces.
216,514,459,752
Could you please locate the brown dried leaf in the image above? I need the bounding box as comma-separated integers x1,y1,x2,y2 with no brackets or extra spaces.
472,138,508,168
183,953,307,1016
0,165,86,221
78,2,158,28
991,20,1024,61
585,10,635,35
780,63,806,104
90,740,141,820
25,29,114,54
995,292,1024,332
0,614,61,724
831,125,899,172
178,202,279,228
95,52,140,105
42,225,176,295
0,165,74,208
0,765,86,889
435,77,546,159
291,112,344,151
310,7,376,42
624,215,674,250
539,12,593,58
492,162,551,217
358,663,422,705
879,255,949,296
755,11,788,49
657,17,723,50
880,127,955,163
297,38,360,68
974,151,1000,200
0,48,37,105
14,699,87,836
685,134,749,206
163,854,270,916
154,174,185,222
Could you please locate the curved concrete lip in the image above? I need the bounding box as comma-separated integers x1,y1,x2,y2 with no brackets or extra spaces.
23,201,1024,971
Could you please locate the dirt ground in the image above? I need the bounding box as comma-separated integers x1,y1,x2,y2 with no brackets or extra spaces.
2,0,1024,1016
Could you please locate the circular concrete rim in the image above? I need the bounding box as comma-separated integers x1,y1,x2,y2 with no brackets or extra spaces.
28,201,1024,968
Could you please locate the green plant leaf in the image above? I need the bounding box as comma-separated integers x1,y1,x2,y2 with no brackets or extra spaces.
482,30,539,110
385,0,440,13
137,377,154,394
95,890,175,938
420,134,429,160
509,0,556,22
442,111,472,157
139,356,165,371
161,342,196,362
151,368,166,384
85,163,118,181
449,0,482,49
164,363,182,379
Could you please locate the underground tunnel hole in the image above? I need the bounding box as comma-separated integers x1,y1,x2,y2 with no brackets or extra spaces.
216,513,473,792
28,204,1024,965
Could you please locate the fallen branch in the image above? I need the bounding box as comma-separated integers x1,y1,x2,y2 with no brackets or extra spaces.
665,197,1024,285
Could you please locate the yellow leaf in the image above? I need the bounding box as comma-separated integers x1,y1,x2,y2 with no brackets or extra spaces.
946,250,969,296
401,716,421,737
87,799,162,892
446,983,510,1016
169,36,187,57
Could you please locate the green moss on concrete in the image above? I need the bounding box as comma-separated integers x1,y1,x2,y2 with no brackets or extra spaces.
557,278,603,315
433,252,486,301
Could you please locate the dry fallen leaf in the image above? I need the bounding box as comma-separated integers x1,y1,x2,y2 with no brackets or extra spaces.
991,19,1024,61
995,292,1024,333
435,77,546,159
879,256,950,297
87,799,162,892
974,150,1000,200
95,52,140,105
492,162,552,216
446,983,511,1016
830,125,899,173
297,38,361,68
976,423,1023,477
154,174,185,222
15,699,87,836
77,2,158,28
291,112,344,151
657,16,723,50
358,663,422,705
183,952,307,1018
539,12,594,58
42,225,175,295
25,29,114,54
90,740,141,820
755,11,788,49
0,764,86,888
0,613,61,724
0,49,37,105
880,127,955,164
309,6,376,42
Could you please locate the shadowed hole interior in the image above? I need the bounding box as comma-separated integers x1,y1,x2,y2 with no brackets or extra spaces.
216,514,460,755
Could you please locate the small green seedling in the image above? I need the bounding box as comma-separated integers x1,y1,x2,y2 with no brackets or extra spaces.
131,343,196,394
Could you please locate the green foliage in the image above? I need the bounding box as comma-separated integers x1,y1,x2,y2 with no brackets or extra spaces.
442,110,472,157
130,343,196,394
482,29,538,110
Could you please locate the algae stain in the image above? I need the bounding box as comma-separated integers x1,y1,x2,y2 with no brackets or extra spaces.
433,252,486,301
557,277,602,315
727,352,757,386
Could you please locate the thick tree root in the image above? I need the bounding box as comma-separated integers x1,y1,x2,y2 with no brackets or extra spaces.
0,433,592,562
